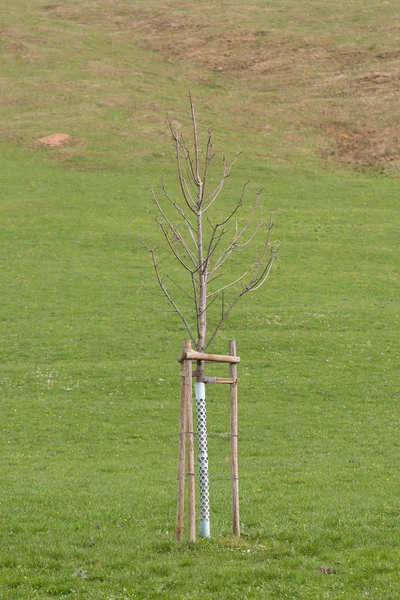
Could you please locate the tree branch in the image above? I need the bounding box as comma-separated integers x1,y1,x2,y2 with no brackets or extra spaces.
148,188,198,266
189,90,201,188
209,186,262,275
159,179,197,234
202,149,242,213
150,212,195,275
167,115,197,213
198,292,220,317
167,274,196,301
147,246,196,345
202,128,214,185
202,182,248,277
206,266,252,298
178,134,197,187
141,282,166,297
204,212,278,350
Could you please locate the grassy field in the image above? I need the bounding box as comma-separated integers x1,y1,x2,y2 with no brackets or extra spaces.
1,1,399,598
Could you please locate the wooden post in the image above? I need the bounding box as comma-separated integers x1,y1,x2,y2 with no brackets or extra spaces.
229,340,240,536
184,343,196,542
178,349,240,364
176,341,187,540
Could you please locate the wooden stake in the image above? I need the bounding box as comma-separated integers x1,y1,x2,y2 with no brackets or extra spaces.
176,341,187,540
178,350,240,364
192,374,237,385
229,340,240,536
184,342,196,542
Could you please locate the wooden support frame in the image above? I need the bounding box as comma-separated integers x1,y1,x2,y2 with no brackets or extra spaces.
176,340,240,540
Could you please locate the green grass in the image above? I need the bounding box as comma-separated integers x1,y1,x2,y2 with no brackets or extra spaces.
1,0,399,598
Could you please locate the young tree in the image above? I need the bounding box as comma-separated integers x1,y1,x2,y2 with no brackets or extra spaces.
141,94,279,538
142,93,278,369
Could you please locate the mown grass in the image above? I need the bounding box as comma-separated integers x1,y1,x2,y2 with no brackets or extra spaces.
1,0,399,598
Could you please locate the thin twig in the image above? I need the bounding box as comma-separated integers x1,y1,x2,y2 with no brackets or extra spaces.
178,135,197,187
189,90,201,187
198,292,220,317
141,282,166,297
167,275,196,301
150,213,195,274
210,187,263,274
206,181,250,269
148,189,197,265
160,179,197,234
148,246,196,345
205,214,278,349
202,149,242,212
167,116,197,213
206,267,252,298
146,307,176,313
202,128,214,184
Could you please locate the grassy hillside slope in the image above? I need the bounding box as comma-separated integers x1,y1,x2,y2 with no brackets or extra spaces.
1,1,399,598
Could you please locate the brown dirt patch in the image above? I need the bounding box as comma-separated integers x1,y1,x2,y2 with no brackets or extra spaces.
318,566,335,575
39,134,74,148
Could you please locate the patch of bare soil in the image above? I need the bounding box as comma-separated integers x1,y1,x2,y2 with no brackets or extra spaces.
318,566,335,575
39,134,74,148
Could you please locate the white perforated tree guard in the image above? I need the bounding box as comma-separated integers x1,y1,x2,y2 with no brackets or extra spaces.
195,382,210,538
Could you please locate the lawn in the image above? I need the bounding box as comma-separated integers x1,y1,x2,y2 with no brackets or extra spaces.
1,1,399,598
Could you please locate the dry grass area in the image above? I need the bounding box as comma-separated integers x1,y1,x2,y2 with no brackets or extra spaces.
39,0,400,170
142,15,400,167
1,0,399,170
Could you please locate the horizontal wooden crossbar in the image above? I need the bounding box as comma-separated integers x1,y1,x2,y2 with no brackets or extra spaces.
192,373,237,385
177,350,240,364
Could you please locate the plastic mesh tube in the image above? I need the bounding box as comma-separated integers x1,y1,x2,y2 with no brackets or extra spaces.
195,382,210,538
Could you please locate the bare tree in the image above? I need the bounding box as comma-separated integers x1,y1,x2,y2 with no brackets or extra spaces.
140,94,279,540
141,93,278,364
